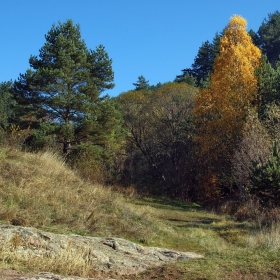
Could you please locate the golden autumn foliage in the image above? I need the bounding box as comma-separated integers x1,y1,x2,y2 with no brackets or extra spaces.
194,15,262,194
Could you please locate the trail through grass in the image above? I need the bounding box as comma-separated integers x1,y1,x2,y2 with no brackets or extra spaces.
0,147,279,279
129,197,280,280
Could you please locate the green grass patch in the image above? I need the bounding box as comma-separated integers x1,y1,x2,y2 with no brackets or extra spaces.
130,197,280,280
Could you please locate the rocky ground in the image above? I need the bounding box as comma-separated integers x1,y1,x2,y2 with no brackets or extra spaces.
0,225,203,280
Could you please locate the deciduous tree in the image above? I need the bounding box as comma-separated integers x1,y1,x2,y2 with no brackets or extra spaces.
232,110,271,200
194,15,262,198
119,83,197,198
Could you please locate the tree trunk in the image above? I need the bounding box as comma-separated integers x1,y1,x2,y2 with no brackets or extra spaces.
63,141,71,154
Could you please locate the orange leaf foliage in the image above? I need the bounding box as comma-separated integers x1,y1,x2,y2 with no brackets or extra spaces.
194,15,262,181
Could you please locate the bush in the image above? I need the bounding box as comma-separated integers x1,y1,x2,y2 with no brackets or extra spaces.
67,144,106,184
250,142,280,206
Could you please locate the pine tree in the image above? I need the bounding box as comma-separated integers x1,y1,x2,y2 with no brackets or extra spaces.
256,56,280,112
133,75,150,91
250,142,280,206
0,81,16,129
15,19,115,154
176,33,221,87
257,10,280,66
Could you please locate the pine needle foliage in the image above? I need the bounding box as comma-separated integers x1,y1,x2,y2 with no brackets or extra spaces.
250,142,280,206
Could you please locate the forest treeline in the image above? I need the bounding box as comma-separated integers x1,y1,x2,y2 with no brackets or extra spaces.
1,12,280,210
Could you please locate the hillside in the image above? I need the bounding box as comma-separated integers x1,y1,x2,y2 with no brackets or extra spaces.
0,147,279,279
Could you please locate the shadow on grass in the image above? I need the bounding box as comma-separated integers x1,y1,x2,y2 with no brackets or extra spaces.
134,196,256,245
135,196,202,211
168,217,220,225
173,216,255,231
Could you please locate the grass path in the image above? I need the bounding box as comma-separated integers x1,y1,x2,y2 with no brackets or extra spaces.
128,197,280,280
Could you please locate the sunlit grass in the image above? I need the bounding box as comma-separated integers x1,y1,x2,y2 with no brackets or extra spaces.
247,223,280,249
0,147,156,242
0,146,279,279
0,235,98,278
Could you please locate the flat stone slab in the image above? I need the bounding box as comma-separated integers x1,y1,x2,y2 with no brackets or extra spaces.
0,225,203,278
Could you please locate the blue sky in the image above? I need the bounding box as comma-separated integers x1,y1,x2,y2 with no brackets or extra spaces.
1,1,279,96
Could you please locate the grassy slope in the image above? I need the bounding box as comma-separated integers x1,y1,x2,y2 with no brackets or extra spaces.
0,147,279,279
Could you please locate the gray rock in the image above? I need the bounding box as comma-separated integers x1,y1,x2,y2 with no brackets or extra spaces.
0,225,203,278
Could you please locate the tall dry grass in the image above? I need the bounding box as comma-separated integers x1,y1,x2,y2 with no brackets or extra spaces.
247,223,280,249
220,198,280,250
0,147,157,243
0,236,98,278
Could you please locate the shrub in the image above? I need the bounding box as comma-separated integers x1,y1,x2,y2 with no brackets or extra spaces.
250,142,280,206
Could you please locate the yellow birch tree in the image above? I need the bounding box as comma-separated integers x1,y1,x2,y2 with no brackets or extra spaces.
194,15,262,200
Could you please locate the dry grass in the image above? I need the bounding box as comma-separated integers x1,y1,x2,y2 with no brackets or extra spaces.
0,146,279,279
0,147,156,242
0,235,98,278
247,223,280,249
131,197,280,280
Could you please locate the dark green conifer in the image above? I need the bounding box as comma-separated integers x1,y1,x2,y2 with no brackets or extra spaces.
15,19,117,154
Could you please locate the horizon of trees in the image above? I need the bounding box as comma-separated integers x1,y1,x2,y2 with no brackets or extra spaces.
1,11,280,208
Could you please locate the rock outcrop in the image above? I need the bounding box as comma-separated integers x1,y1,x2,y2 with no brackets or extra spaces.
0,225,203,279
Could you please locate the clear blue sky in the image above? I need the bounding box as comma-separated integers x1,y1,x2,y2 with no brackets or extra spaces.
1,1,279,96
